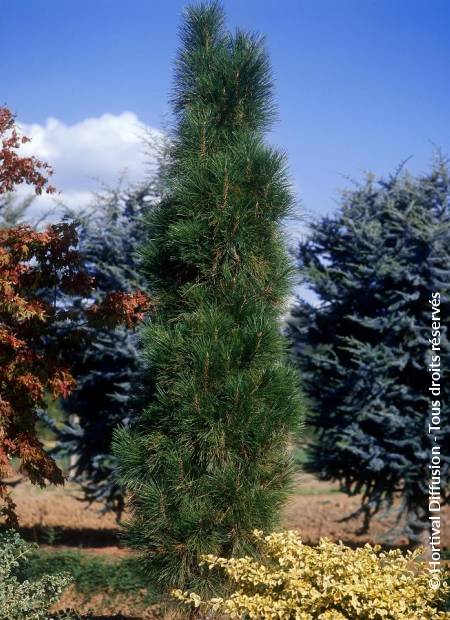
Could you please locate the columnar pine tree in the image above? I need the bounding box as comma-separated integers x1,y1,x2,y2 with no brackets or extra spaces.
114,1,303,595
288,160,450,544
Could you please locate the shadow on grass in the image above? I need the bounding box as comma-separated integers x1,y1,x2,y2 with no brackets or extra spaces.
2,524,425,555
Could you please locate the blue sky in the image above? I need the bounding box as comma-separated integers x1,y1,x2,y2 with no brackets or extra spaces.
2,0,449,224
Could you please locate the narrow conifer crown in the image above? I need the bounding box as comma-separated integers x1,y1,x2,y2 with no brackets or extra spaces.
114,1,304,597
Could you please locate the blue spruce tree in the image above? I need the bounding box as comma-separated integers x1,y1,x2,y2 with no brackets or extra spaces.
288,159,450,544
55,176,162,515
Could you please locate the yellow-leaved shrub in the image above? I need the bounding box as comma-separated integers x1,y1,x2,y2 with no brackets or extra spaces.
173,530,449,619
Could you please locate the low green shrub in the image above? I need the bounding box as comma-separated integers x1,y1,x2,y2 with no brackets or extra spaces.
174,530,449,619
0,529,78,620
14,547,158,602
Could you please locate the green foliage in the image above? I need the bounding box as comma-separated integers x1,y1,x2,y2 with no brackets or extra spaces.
14,548,158,603
0,530,77,620
114,0,304,597
288,159,450,542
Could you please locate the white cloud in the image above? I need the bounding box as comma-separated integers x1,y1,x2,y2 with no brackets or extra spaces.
11,111,318,306
17,112,163,218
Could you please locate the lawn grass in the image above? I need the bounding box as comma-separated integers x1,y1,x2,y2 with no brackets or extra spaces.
14,548,159,603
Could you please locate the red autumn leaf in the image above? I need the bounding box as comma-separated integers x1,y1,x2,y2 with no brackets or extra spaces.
0,107,55,195
86,290,154,328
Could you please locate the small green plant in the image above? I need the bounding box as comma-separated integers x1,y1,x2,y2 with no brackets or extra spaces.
0,529,78,620
41,526,61,546
174,530,449,619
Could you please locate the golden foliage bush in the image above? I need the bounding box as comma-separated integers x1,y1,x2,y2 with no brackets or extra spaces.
173,530,449,619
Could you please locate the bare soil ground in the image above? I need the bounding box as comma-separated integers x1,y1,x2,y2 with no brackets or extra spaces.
7,473,450,551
